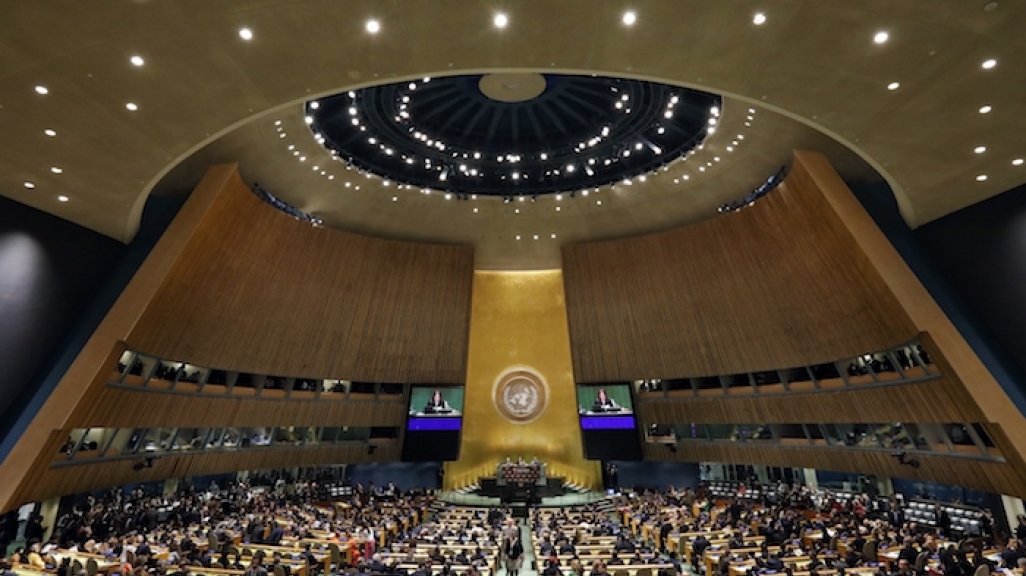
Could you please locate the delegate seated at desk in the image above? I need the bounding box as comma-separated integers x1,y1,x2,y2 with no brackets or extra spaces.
421,389,458,415
589,388,623,413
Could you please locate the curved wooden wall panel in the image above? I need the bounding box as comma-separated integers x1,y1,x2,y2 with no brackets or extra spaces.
128,167,474,383
644,441,1026,498
563,154,917,382
70,386,406,429
637,379,979,426
15,443,400,505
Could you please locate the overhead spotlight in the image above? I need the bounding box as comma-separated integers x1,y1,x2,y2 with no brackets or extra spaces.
34,85,48,95
126,102,139,111
130,55,145,66
1013,158,1024,166
752,12,767,25
974,146,986,154
365,19,381,33
493,12,509,28
873,31,889,44
976,174,988,181
982,58,997,69
979,105,992,114
887,81,900,91
622,10,637,26
238,27,253,40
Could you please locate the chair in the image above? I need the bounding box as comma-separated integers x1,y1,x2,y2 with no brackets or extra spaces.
274,565,286,576
86,559,99,576
828,535,838,551
914,551,930,573
329,544,341,570
974,565,990,576
636,568,654,576
862,541,878,562
613,570,629,576
72,560,84,576
125,550,136,566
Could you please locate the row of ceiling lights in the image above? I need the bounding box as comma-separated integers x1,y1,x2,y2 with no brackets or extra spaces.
275,104,752,217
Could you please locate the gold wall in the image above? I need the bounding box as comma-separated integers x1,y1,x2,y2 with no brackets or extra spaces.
445,271,600,490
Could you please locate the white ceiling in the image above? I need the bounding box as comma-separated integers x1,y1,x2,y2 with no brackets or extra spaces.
2,0,1024,268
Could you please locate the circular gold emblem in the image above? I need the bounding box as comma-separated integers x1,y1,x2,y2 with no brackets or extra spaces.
493,368,548,424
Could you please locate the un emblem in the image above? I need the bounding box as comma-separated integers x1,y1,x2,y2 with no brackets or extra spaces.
493,368,548,424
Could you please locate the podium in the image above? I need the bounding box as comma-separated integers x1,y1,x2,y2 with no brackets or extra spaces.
479,462,564,503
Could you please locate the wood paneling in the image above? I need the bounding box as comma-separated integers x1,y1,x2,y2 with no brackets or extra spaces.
638,379,979,426
15,442,401,506
563,155,917,382
69,386,406,429
128,166,474,383
645,441,1026,498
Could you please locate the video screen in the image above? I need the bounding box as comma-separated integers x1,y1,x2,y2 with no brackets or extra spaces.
403,386,464,461
577,383,642,460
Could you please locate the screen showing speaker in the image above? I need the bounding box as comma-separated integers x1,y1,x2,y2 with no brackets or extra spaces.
402,386,464,461
577,383,642,460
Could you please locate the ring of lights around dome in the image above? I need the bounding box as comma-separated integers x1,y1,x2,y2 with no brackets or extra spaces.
306,74,721,197
478,73,548,103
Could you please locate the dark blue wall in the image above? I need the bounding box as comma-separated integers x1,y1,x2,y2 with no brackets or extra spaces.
611,461,701,491
851,182,1026,417
347,462,442,491
0,198,123,431
0,195,183,462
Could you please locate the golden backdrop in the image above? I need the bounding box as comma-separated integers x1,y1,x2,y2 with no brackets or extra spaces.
444,271,600,490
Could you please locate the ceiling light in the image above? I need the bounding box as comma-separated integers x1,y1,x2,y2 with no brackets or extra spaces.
976,174,988,181
1013,158,1024,166
365,19,381,34
532,235,539,240
44,129,56,137
57,195,69,202
752,13,766,25
24,182,35,189
974,146,986,154
50,167,62,174
887,82,900,91
556,206,561,212
516,235,521,240
238,28,253,40
979,105,992,114
726,146,734,152
596,201,602,206
873,31,889,44
34,85,48,95
473,208,479,213
515,209,520,213
299,156,306,162
493,13,509,28
392,196,397,202
982,58,997,69
551,234,556,239
622,10,637,26
130,55,145,66
125,102,138,111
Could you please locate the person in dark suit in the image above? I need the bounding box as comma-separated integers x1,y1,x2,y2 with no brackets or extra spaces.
504,534,524,576
591,389,621,413
423,390,453,414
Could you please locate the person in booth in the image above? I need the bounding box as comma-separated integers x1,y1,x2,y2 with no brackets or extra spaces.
592,388,622,413
423,389,453,414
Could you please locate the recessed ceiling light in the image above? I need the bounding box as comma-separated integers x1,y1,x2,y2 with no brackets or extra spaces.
473,208,479,213
982,58,997,69
365,19,381,34
752,13,767,25
1013,158,1024,166
533,235,539,240
887,81,900,91
551,234,556,239
34,85,48,95
50,167,63,174
493,13,509,28
596,200,602,206
974,146,986,154
556,206,561,212
57,195,69,202
979,105,992,114
130,55,145,66
515,209,520,213
44,129,56,137
23,182,35,189
516,235,521,240
622,10,637,26
873,31,889,44
238,28,253,40
125,102,138,111
299,156,306,162
392,196,397,202
976,174,988,181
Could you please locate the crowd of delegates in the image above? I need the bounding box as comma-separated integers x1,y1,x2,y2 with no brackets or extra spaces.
2,479,433,576
614,483,1017,576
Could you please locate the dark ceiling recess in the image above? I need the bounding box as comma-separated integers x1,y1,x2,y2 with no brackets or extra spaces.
307,74,721,197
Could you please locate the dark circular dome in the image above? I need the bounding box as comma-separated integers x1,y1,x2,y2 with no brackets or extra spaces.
306,74,721,197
